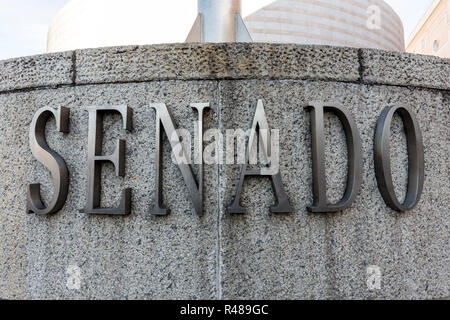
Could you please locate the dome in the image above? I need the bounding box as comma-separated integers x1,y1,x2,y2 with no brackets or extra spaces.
47,0,404,53
244,0,405,51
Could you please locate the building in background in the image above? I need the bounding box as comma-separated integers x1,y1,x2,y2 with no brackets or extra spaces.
47,0,404,53
244,0,404,51
406,0,449,58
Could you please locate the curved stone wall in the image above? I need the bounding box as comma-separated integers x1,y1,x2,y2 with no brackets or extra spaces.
0,44,448,299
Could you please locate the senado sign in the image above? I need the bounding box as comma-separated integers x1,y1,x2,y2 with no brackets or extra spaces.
27,100,424,217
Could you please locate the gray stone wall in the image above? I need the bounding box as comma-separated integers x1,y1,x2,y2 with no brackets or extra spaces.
0,44,448,299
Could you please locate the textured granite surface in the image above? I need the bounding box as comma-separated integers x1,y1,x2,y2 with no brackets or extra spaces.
0,82,220,299
361,49,450,90
218,80,448,300
0,44,448,299
74,44,360,84
0,51,74,92
1,44,449,92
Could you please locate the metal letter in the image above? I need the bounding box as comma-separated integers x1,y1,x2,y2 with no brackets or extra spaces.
228,100,294,214
149,103,210,216
27,106,70,215
80,105,132,215
374,105,424,211
306,102,363,213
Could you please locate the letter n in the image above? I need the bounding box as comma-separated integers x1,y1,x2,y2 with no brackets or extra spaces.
149,103,210,216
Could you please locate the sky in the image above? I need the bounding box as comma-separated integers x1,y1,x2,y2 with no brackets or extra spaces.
0,0,435,60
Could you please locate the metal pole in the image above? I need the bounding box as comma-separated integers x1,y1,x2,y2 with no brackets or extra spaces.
198,0,241,42
186,0,252,43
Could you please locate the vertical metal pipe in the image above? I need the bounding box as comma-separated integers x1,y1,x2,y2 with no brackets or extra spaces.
198,0,242,42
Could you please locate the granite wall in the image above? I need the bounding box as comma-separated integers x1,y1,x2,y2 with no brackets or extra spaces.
0,44,448,299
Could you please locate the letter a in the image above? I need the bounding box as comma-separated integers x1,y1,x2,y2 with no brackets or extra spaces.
228,100,294,214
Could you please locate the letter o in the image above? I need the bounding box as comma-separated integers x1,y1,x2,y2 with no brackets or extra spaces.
374,105,424,211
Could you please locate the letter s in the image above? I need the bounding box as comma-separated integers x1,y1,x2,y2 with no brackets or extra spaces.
27,106,70,215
